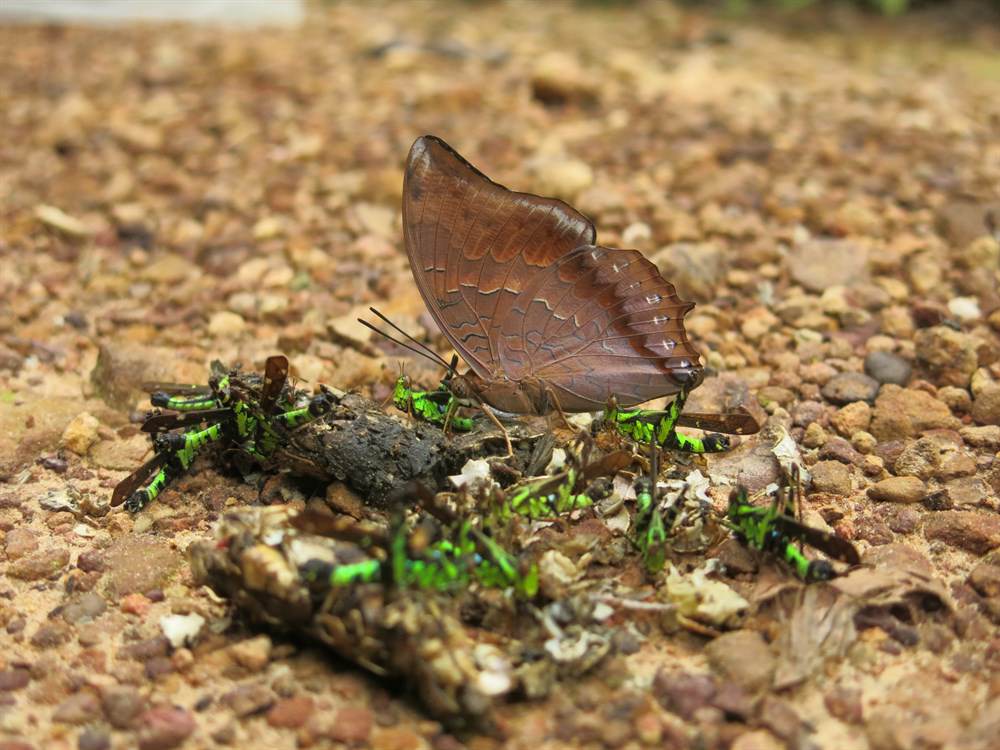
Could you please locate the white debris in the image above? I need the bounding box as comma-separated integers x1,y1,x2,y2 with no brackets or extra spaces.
160,613,206,648
545,448,567,473
448,458,495,490
948,296,981,322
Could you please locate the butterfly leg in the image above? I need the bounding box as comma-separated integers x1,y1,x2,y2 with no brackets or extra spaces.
479,403,514,459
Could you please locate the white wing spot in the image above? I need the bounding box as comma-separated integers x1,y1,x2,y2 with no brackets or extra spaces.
646,293,662,304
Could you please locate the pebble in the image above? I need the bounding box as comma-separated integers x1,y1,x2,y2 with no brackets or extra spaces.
869,385,960,441
864,351,911,386
969,562,1000,598
938,386,972,412
266,696,314,729
730,729,785,750
10,547,70,580
959,425,1000,449
868,476,926,504
328,705,374,744
121,593,152,616
77,727,110,750
101,685,145,728
76,549,106,573
972,382,1000,426
802,423,827,448
222,684,274,717
106,536,181,595
4,528,39,559
651,242,724,303
62,592,107,624
229,635,272,672
810,461,852,496
53,691,102,724
943,476,991,506
30,622,71,648
821,372,880,405
531,158,594,201
830,401,871,436
653,670,716,719
894,434,976,481
704,631,775,692
136,707,196,750
851,430,878,454
61,412,101,455
914,326,979,388
923,511,1000,555
789,239,868,292
824,686,863,725
207,311,246,338
0,669,30,692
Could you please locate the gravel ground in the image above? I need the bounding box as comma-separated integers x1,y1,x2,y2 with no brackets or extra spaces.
1,2,999,749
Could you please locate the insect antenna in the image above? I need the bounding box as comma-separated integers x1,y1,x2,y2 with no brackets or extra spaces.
358,307,456,375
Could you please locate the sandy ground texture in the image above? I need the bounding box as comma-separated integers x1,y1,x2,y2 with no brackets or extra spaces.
2,2,1000,749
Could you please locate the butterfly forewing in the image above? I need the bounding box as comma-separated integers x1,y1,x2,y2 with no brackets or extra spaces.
773,517,861,565
141,408,233,434
403,135,596,381
676,408,761,436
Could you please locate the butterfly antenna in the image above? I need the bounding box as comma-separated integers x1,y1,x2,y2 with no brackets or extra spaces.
357,320,455,375
359,308,456,374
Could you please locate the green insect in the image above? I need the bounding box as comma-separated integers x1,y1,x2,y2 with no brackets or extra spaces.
724,468,860,582
112,355,333,513
631,439,669,575
298,484,538,599
503,448,631,520
606,386,760,454
392,373,474,433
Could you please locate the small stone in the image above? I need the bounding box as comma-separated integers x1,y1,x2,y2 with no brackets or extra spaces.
864,351,911,386
943,476,992,507
229,635,272,672
924,511,1000,555
61,412,101,455
35,204,92,237
972,382,1000,426
802,422,827,448
207,311,246,337
831,401,871,436
969,563,1000,598
77,727,111,750
938,386,972,412
53,691,102,724
532,158,594,202
789,239,868,293
10,547,71,580
221,684,274,717
653,670,716,719
4,528,39,559
122,593,152,616
810,461,852,496
870,385,960,441
328,705,374,744
960,425,1000,449
652,242,724,303
61,592,107,624
730,729,785,750
77,549,106,573
915,326,979,388
824,686,863,725
868,477,926,504
0,669,30,691
137,707,196,750
704,631,775,692
266,696,314,729
822,372,880,405
120,635,170,662
759,696,804,743
894,434,976,481
102,685,145,728
30,622,72,648
634,712,663,745
741,308,780,342
851,430,877,454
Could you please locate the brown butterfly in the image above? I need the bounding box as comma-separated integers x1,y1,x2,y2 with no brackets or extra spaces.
397,135,704,418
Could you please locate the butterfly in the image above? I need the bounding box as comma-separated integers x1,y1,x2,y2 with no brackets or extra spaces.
399,135,705,418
